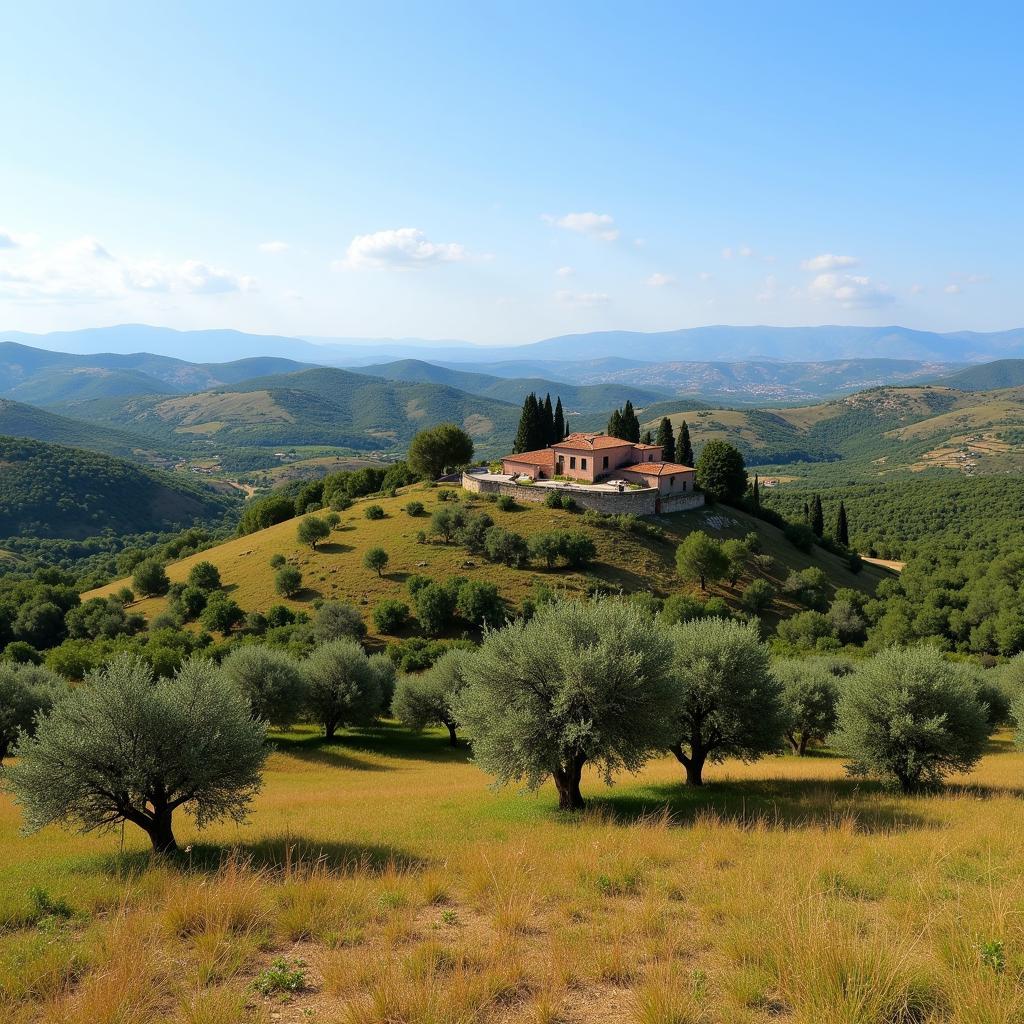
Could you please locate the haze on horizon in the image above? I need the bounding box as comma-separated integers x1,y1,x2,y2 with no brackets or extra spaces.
1,3,1021,346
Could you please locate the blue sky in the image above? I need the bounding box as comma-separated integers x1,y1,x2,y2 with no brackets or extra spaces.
1,2,1021,344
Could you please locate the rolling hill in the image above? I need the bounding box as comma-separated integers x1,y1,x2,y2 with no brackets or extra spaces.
934,359,1024,391
0,399,177,463
0,340,316,406
85,484,884,638
0,435,237,540
350,358,673,411
55,366,521,455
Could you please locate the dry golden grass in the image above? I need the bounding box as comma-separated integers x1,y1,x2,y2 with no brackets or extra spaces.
84,484,882,640
2,724,1023,1023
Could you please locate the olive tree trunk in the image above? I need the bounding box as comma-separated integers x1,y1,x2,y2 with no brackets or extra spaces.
670,741,707,787
552,756,585,810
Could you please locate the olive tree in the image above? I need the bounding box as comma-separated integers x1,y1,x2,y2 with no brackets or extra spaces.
408,423,474,479
667,617,785,785
304,640,383,739
297,516,331,550
220,646,309,728
452,600,678,809
392,648,474,746
773,657,841,756
675,532,727,591
833,645,988,792
2,655,267,853
0,663,63,763
313,601,367,643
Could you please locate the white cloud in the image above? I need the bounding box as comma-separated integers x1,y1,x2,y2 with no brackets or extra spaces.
801,253,859,271
555,289,610,307
0,230,23,250
0,234,254,302
722,244,755,260
543,211,619,242
555,265,574,278
810,272,893,308
339,227,467,270
943,283,962,295
258,240,289,253
646,272,675,288
756,274,779,302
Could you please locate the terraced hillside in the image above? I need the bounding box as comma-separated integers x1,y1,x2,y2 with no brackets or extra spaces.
86,485,884,641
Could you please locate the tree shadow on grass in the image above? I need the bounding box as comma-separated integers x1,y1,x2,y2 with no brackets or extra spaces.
270,722,473,767
92,837,427,879
586,775,933,835
270,733,392,771
316,542,353,554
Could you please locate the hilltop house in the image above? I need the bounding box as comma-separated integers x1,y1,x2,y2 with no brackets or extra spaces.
501,432,696,497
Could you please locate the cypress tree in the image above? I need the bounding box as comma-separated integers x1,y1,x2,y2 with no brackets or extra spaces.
642,429,653,444
678,420,694,466
622,401,641,443
607,408,624,439
543,393,555,444
514,393,544,453
811,495,824,537
803,501,810,524
836,500,849,547
656,417,676,463
752,474,760,511
553,397,565,441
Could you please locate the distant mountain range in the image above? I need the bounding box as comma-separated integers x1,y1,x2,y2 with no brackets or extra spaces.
5,322,1024,368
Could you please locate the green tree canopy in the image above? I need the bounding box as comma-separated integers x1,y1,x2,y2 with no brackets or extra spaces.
297,516,331,550
833,645,988,792
132,559,170,598
656,417,676,462
186,561,221,592
363,546,390,577
677,420,694,467
667,618,785,785
408,422,475,478
675,531,728,590
3,655,266,853
220,646,309,728
0,663,63,763
773,657,841,755
313,601,366,643
453,600,678,809
304,639,383,739
695,440,747,504
393,648,474,746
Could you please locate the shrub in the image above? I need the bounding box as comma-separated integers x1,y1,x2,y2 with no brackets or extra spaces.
313,601,366,643
304,640,383,738
484,527,529,567
0,663,62,762
495,494,517,512
452,600,678,808
373,599,410,634
186,561,221,592
170,584,208,622
455,511,493,553
297,516,331,550
4,655,266,852
782,567,830,610
413,581,459,636
132,559,169,598
392,649,474,746
405,501,425,517
741,578,775,614
784,523,815,553
834,646,989,791
363,547,390,577
660,594,709,626
364,504,385,520
275,566,303,598
456,580,505,629
199,592,245,634
776,610,837,652
270,554,286,569
220,646,309,728
667,618,785,785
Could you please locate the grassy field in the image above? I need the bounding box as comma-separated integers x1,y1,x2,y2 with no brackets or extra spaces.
85,485,884,640
1,723,1023,1023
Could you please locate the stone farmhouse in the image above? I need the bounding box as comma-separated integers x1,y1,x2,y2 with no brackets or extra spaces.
461,432,704,515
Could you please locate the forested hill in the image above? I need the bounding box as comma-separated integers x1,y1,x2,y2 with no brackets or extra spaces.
0,436,237,540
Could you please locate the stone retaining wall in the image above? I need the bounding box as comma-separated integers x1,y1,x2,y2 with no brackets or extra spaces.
461,472,704,516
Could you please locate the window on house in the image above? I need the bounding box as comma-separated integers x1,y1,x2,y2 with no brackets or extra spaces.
569,456,576,469
581,458,587,470
603,456,609,469
670,476,676,487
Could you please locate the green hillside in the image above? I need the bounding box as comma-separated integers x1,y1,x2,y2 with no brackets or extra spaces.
86,484,883,640
0,399,175,462
353,358,673,411
935,358,1024,391
0,435,237,540
58,367,521,456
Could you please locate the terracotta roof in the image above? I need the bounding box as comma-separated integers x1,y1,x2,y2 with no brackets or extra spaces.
554,432,635,451
633,443,662,450
502,448,555,468
619,460,695,477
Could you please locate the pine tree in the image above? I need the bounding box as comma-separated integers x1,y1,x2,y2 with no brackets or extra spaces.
811,495,824,537
622,401,641,443
542,394,555,444
836,500,849,547
656,417,676,462
553,397,565,441
803,501,810,524
642,429,653,444
752,474,760,511
607,408,624,439
678,420,694,466
514,393,544,453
